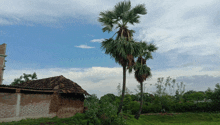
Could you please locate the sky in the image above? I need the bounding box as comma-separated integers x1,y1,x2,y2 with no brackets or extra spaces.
0,0,219,99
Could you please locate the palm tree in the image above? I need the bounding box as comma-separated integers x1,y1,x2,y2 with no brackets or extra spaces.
128,42,158,119
98,0,147,115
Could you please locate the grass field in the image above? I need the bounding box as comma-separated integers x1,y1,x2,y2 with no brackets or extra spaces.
1,111,220,125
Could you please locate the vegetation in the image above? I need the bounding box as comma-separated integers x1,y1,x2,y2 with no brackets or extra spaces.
10,72,37,86
3,0,219,124
2,76,220,125
98,0,153,117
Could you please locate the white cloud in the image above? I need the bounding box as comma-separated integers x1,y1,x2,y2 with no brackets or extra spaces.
74,45,95,49
1,0,220,99
0,0,117,26
3,66,220,99
90,39,105,43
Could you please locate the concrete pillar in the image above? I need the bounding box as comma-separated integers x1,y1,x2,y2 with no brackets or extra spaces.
16,89,21,117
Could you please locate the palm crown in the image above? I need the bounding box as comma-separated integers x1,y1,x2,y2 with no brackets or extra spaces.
99,0,149,69
98,0,147,40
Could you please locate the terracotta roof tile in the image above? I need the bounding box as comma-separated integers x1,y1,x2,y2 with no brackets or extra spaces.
13,75,90,95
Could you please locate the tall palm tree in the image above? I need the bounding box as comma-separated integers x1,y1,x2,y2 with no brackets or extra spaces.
128,42,158,119
98,0,147,115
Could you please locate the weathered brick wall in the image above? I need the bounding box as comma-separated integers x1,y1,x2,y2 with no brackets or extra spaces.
0,43,6,55
0,43,6,85
0,93,17,118
57,99,84,118
19,93,52,117
0,91,86,122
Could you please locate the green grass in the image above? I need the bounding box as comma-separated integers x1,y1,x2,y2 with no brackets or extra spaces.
1,111,220,125
127,112,220,125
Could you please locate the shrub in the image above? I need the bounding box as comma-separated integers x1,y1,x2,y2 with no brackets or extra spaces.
146,102,162,113
128,101,140,115
99,93,116,104
141,104,148,113
85,94,127,125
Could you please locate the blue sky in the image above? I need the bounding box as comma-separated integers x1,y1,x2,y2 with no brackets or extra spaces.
0,0,220,99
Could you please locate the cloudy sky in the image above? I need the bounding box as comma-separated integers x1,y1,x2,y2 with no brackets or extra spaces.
0,0,219,99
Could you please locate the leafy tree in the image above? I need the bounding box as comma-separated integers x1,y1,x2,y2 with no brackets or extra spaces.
10,72,37,86
182,91,206,104
204,87,214,101
98,0,148,116
99,93,116,104
151,76,186,110
190,92,206,104
182,90,196,101
209,83,220,105
135,92,155,105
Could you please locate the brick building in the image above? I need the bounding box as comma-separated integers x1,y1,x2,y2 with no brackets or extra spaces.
0,75,90,123
0,43,7,85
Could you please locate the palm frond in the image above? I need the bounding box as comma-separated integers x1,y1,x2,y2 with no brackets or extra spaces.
113,0,131,19
148,43,158,52
132,4,147,15
98,11,117,33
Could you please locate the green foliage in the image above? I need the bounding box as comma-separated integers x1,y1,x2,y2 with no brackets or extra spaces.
141,104,148,113
210,89,220,106
98,0,147,34
99,93,116,104
129,94,137,101
158,95,174,112
84,94,101,125
128,101,140,114
205,88,214,100
10,72,37,86
146,102,162,113
209,83,220,105
84,94,127,125
190,92,206,102
136,92,155,105
122,94,132,114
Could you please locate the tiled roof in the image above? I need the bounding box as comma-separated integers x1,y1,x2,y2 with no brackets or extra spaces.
12,75,90,95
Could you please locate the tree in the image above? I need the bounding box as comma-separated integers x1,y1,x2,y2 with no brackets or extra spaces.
98,0,148,116
10,72,37,86
204,87,214,101
209,83,220,105
131,48,157,119
182,90,197,102
99,93,116,104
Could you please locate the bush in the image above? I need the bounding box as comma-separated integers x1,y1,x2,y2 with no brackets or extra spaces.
128,101,140,115
99,93,116,104
85,94,127,125
146,102,162,113
159,95,175,112
141,104,148,113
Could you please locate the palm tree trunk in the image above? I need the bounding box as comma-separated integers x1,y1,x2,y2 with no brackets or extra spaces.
117,65,126,115
135,82,143,119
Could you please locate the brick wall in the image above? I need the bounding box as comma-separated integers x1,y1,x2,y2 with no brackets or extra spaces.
0,93,17,118
19,93,52,117
0,90,86,123
0,43,7,85
0,92,53,119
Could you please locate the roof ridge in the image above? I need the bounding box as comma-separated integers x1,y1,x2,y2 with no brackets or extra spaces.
4,75,90,95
